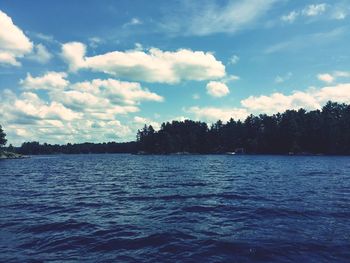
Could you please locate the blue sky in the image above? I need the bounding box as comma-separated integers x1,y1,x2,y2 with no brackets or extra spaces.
1,0,350,145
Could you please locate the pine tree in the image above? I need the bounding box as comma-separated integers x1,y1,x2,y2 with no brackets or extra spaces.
0,125,7,147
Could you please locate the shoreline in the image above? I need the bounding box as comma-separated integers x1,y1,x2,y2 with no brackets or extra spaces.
12,152,350,157
0,151,27,160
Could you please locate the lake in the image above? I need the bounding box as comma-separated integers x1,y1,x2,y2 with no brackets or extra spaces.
0,154,350,262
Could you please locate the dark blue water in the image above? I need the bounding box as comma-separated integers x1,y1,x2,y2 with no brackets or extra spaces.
1,155,350,262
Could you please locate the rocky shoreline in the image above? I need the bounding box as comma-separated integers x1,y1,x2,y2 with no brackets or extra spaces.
0,151,27,159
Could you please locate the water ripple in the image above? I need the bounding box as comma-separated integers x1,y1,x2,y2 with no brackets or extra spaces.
1,154,350,262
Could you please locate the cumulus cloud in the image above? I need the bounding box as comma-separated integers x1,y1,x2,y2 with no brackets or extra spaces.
187,106,249,122
28,44,52,64
20,71,69,90
187,79,350,122
241,83,350,114
0,84,155,144
1,90,82,123
318,71,350,83
61,42,226,84
206,81,230,97
2,69,165,144
318,73,334,83
133,116,160,130
0,10,33,66
91,79,163,104
61,42,86,71
69,78,163,105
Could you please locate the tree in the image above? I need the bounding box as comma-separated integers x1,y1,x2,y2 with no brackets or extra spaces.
0,125,7,147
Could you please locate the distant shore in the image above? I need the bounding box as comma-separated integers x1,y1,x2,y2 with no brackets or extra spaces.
0,151,26,159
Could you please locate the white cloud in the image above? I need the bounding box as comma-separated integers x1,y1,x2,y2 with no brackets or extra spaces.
187,106,249,122
331,7,347,20
20,71,69,90
302,4,327,17
162,0,277,36
0,52,20,66
0,10,33,66
206,81,230,97
51,90,110,110
318,73,334,83
123,17,143,27
1,66,165,144
28,44,52,64
275,72,292,83
228,55,240,65
133,116,160,130
241,92,319,114
334,71,350,78
0,79,155,144
62,42,225,83
315,83,350,104
1,90,82,123
221,75,240,83
61,42,226,83
281,11,299,23
241,83,350,114
280,3,347,23
94,79,164,104
69,78,163,105
33,32,55,43
317,71,350,83
61,42,86,71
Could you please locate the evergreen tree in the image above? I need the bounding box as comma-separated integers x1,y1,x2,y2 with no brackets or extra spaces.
0,125,7,147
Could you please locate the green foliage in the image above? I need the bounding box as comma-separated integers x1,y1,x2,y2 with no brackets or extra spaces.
137,101,350,155
18,141,137,155
0,125,7,147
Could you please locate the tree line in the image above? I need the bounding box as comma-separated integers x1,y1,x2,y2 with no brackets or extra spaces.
137,101,350,155
16,141,137,155
2,101,350,155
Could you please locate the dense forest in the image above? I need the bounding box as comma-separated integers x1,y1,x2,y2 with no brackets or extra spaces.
2,101,350,155
15,142,137,155
137,101,350,155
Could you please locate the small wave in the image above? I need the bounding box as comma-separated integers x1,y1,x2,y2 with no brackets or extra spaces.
90,231,195,252
23,219,96,234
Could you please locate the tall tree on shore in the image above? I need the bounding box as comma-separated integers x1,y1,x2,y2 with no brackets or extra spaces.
0,125,7,147
136,101,350,155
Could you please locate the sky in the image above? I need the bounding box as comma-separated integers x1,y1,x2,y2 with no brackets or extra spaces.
1,0,350,145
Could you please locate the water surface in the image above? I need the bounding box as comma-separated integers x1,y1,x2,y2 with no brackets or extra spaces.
1,154,350,262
